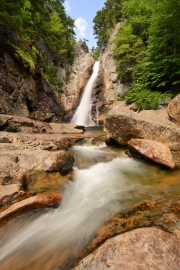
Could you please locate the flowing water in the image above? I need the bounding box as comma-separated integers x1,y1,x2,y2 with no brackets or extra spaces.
0,131,180,269
70,61,100,126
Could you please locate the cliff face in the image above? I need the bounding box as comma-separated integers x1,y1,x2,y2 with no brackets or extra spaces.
0,33,94,123
61,42,95,121
0,34,66,122
92,22,129,124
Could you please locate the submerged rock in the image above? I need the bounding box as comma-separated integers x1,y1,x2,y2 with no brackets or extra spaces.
75,227,180,270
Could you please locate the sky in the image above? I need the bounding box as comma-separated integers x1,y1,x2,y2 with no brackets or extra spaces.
63,0,105,49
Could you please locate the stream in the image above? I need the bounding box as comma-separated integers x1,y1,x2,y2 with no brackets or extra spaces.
0,129,180,269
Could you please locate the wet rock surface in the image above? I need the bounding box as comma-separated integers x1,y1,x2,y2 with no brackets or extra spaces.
70,197,180,269
0,192,61,227
75,227,180,270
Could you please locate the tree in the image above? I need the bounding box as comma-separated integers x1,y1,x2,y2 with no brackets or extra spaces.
93,0,123,47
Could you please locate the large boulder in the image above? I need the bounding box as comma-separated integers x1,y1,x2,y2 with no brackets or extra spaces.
75,227,180,270
104,105,180,167
128,138,175,169
167,94,180,126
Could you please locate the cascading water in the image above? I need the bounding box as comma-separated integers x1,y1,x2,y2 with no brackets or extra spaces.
0,140,178,269
71,61,100,126
0,143,159,269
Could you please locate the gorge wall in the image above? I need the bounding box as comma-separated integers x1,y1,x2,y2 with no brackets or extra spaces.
61,42,94,122
0,33,94,123
91,22,129,125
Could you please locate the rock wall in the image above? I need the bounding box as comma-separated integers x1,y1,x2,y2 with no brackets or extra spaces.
92,22,129,124
61,42,94,121
0,32,94,123
0,34,67,122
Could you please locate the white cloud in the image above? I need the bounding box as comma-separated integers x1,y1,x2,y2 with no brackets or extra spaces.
64,0,70,11
74,17,88,37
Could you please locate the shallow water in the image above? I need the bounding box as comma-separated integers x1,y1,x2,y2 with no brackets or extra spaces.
0,134,180,269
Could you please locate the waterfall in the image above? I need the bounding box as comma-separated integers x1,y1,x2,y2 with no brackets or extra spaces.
71,61,100,126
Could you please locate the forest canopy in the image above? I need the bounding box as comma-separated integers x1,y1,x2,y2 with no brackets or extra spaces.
0,0,75,65
93,0,180,109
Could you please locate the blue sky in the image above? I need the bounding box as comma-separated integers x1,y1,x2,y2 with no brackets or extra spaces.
64,0,105,49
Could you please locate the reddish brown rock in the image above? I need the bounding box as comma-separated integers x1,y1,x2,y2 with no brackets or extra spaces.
0,193,61,227
128,138,175,169
79,198,180,263
167,94,180,126
75,227,180,270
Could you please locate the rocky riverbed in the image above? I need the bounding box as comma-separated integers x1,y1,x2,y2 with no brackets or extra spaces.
0,104,180,269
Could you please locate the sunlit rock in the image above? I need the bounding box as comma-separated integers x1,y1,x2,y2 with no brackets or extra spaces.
75,227,180,270
61,42,94,117
104,104,180,167
167,94,180,126
128,138,175,169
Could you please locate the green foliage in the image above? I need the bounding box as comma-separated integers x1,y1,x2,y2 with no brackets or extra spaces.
93,0,180,108
90,46,100,60
113,22,145,82
93,0,123,47
43,65,63,90
125,83,171,110
9,43,36,73
0,0,75,63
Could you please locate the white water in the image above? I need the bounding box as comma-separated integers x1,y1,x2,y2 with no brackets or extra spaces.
71,61,100,126
0,144,156,268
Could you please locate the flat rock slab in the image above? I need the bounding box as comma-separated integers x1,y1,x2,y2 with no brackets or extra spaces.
75,227,180,270
0,193,61,227
0,131,84,151
0,149,74,185
128,138,175,169
0,114,84,134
